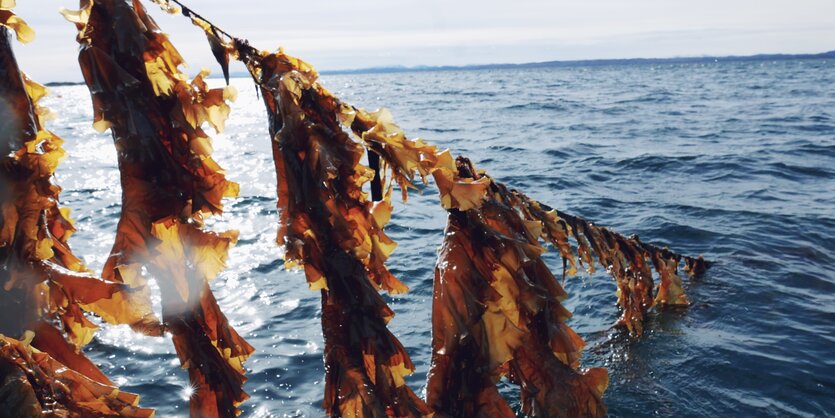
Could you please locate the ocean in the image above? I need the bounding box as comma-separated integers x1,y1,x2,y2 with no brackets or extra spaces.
44,58,835,417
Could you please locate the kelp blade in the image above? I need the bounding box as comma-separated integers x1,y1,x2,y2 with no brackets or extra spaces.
247,53,430,416
1,10,154,416
66,0,252,415
427,158,606,417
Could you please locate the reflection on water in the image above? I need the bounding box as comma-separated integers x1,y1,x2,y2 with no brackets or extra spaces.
45,59,835,417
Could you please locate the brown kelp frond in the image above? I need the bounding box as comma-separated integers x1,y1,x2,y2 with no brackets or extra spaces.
65,0,252,415
507,192,707,335
344,98,698,335
158,7,430,408
0,334,155,418
342,97,703,335
0,18,157,341
346,108,491,210
232,45,490,211
161,3,490,287
243,49,408,296
157,3,705,414
427,157,606,417
1,12,155,416
64,0,239,218
149,218,253,415
175,27,435,412
244,51,431,416
509,346,608,418
428,217,522,418
320,251,430,418
336,98,701,334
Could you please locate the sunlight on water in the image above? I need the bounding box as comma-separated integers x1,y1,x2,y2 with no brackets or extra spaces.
96,324,166,355
180,382,196,401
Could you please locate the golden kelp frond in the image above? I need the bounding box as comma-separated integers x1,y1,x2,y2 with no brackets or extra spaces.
163,282,253,417
0,334,155,418
162,4,706,414
66,0,238,216
340,93,696,336
427,157,606,417
0,5,34,44
428,219,522,418
66,0,251,415
1,17,154,416
347,108,492,210
246,54,430,416
177,6,232,84
0,23,156,342
324,92,700,319
509,346,608,418
507,191,705,335
34,260,133,347
348,109,700,335
346,107,439,200
251,53,406,295
320,251,430,418
223,42,488,291
149,218,254,407
335,77,701,335
178,15,490,212
147,0,181,15
150,219,253,417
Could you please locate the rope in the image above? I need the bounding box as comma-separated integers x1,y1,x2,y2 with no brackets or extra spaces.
166,0,234,40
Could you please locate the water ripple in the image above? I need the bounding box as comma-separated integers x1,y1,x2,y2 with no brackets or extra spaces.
38,59,835,417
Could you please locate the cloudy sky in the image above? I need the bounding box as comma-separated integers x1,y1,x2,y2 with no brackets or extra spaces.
10,0,835,82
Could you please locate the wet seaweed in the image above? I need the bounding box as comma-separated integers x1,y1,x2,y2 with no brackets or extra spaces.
63,0,252,415
0,0,711,415
241,47,430,417
156,1,708,415
427,157,608,417
0,4,153,415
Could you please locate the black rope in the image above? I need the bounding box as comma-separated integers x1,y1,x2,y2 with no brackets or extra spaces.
166,0,234,40
368,150,383,202
562,256,567,284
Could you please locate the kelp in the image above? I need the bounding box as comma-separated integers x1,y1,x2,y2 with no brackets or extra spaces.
0,334,154,417
342,103,705,337
138,7,430,414
241,49,430,417
515,199,706,335
152,1,708,416
228,43,595,417
228,48,704,414
0,5,152,415
63,0,252,416
427,157,607,417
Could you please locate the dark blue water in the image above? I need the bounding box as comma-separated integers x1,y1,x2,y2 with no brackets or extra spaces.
44,58,835,417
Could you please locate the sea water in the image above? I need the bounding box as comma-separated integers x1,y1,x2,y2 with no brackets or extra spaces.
44,59,835,417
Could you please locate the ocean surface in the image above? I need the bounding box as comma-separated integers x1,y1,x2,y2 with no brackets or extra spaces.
43,59,834,417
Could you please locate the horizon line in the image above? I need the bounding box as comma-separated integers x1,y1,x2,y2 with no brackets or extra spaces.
44,49,835,85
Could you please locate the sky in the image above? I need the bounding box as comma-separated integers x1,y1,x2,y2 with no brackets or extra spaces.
9,0,835,82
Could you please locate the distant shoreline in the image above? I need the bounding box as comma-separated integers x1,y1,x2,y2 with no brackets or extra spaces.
319,50,835,75
44,81,86,87
45,50,834,85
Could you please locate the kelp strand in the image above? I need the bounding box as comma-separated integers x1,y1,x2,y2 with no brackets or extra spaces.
0,0,711,415
0,4,154,415
64,0,253,415
148,1,709,416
